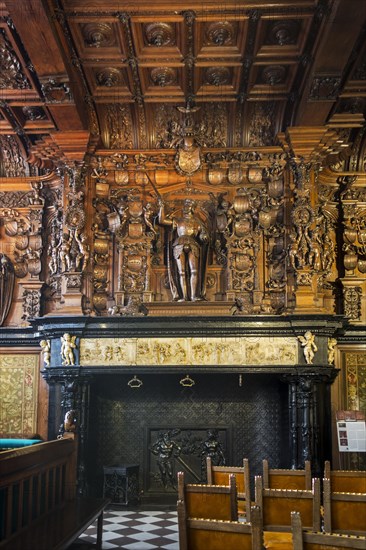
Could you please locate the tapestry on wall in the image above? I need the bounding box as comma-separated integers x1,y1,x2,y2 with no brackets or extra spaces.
0,354,39,435
345,352,366,413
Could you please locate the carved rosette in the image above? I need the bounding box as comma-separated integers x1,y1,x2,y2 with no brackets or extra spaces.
144,22,175,47
205,67,231,86
150,67,176,87
81,22,115,48
266,20,299,45
205,21,235,46
96,68,123,87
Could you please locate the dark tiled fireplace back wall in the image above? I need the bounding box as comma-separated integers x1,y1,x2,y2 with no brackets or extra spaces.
86,372,289,501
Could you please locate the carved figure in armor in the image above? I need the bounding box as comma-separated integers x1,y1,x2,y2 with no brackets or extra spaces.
60,333,76,366
151,431,181,490
201,429,225,466
158,199,209,301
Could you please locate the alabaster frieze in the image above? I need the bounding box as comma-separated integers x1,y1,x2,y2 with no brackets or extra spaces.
79,336,298,366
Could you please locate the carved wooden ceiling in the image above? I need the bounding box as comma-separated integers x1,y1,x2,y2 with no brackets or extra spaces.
0,0,366,168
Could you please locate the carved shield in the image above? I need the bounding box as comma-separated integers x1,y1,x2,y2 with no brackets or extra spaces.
208,167,225,185
129,200,143,218
127,255,144,272
234,253,252,272
176,147,201,176
128,222,143,239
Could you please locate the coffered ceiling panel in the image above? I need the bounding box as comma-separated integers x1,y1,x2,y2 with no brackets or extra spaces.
0,0,365,166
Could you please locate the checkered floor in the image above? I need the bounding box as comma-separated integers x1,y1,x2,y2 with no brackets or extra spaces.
75,509,179,549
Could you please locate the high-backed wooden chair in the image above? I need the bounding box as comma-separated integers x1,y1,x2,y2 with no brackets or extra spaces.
206,457,251,521
324,461,366,493
291,510,366,549
177,499,263,550
177,470,238,521
255,475,321,532
323,477,366,536
263,459,312,490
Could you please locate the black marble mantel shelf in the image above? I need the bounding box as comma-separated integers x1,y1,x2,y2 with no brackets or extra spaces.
29,313,345,339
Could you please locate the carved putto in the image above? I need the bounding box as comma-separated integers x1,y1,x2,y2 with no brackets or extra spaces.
61,333,77,366
40,340,51,367
298,331,317,365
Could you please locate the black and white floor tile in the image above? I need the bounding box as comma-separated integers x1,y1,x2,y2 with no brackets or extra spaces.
75,509,179,549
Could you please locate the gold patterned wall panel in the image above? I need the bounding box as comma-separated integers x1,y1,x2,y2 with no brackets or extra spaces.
80,336,298,366
344,351,366,413
0,354,39,435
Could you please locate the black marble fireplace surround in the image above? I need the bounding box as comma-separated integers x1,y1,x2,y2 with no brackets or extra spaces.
3,313,342,503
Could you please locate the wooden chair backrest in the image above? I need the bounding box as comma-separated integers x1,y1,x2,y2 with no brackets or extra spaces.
206,457,251,521
291,510,366,549
323,477,366,536
255,475,321,532
177,471,238,521
0,437,77,543
324,461,366,493
263,459,312,490
177,499,263,550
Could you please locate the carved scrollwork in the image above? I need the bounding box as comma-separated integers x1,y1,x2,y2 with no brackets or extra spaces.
0,135,27,177
21,288,41,320
343,286,362,320
0,30,30,89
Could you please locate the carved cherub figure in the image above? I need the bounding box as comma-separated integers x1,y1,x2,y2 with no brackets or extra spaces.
328,338,337,365
40,339,51,366
64,409,76,432
61,333,77,366
298,331,317,364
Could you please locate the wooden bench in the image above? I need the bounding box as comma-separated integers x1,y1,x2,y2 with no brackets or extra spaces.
324,461,366,493
178,470,238,521
177,498,263,550
262,459,312,490
323,477,366,536
255,475,321,532
291,510,366,549
206,456,252,521
0,437,110,549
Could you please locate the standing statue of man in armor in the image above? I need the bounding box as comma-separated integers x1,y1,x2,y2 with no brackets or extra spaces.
158,198,209,302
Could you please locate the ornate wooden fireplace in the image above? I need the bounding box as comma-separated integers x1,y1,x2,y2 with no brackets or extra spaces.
36,313,340,502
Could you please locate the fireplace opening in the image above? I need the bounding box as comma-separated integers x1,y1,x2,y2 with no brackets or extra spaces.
85,372,289,503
